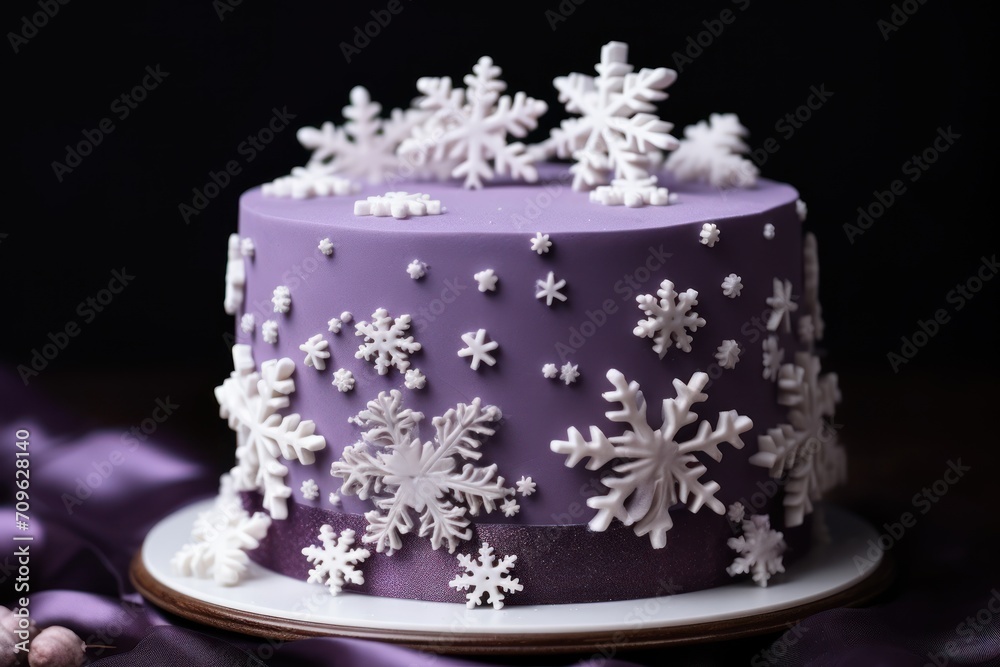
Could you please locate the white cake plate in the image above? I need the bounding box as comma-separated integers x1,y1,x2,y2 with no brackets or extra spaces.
132,501,891,654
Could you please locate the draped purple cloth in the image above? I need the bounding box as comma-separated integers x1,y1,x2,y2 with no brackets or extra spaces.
2,368,998,666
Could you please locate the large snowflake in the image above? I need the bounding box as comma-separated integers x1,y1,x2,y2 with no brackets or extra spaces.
538,41,678,193
354,308,421,375
397,56,548,189
727,513,786,587
301,526,371,596
215,345,327,520
330,390,512,555
750,352,845,527
448,542,523,609
665,113,759,188
551,370,753,548
634,279,706,358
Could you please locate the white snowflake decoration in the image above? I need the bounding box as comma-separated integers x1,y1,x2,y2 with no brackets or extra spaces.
727,514,786,587
301,526,371,596
354,308,422,375
299,334,331,371
329,492,341,506
223,234,245,316
262,164,360,199
796,199,808,221
763,223,776,240
301,478,319,500
448,542,523,609
240,237,255,258
404,368,427,390
700,223,720,247
354,192,443,219
551,369,752,548
539,41,678,193
331,390,511,554
802,232,825,343
665,113,759,188
272,286,291,314
766,278,798,332
215,346,327,520
406,259,428,280
634,279,706,358
515,476,536,497
721,273,743,298
798,316,816,345
398,56,548,189
341,311,353,323
240,313,255,335
332,368,355,393
589,176,676,207
715,340,741,370
328,317,343,334
474,268,498,293
542,363,559,379
172,476,272,586
535,271,567,306
262,320,278,344
318,238,334,256
500,497,520,517
530,232,553,255
458,329,499,370
727,501,746,524
762,335,784,382
559,362,580,385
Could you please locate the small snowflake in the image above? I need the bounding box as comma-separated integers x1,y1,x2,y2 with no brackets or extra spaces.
354,192,443,219
354,308,421,375
404,368,427,390
727,514,786,587
721,273,743,299
407,259,428,280
240,313,255,335
634,279,706,358
318,238,334,256
530,232,553,255
715,340,741,370
262,320,278,344
762,336,784,382
262,165,360,199
299,334,331,371
332,368,356,393
535,271,567,306
727,502,746,524
542,363,559,379
700,223,720,247
328,492,341,506
796,199,808,221
301,526,371,596
500,497,520,517
474,269,498,293
590,176,676,207
665,113,758,188
766,278,798,332
559,362,580,385
515,476,536,496
328,317,343,334
458,329,499,370
301,479,319,500
448,542,523,609
763,223,776,240
272,286,291,314
240,237,255,258
224,234,246,316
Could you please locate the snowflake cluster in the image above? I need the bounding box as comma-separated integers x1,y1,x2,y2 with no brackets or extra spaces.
665,113,759,188
272,286,291,314
727,513,786,587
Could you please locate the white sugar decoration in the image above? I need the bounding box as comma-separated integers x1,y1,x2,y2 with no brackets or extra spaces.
332,368,355,393
762,335,784,382
272,286,291,314
751,352,846,527
301,526,371,596
721,273,743,299
765,278,798,333
331,390,511,554
328,317,343,334
354,308,421,375
727,514,786,587
262,320,278,344
551,370,752,548
634,279,705,358
328,492,341,506
216,346,327,520
354,192,443,219
474,268,499,293
240,237,255,258
763,223,776,240
559,362,580,385
448,542,523,609
700,223,720,247
340,311,353,323
172,474,272,586
515,476,536,496
798,316,816,345
458,329,499,370
715,340,741,370
665,113,759,189
539,41,678,196
404,368,427,390
301,478,319,501
535,271,567,306
299,333,331,371
542,363,559,379
407,259,428,280
224,234,246,316
727,501,746,524
590,176,676,207
398,57,548,189
240,313,255,335
796,199,808,221
530,232,553,255
262,165,360,199
802,232,825,343
318,238,334,256
500,497,520,517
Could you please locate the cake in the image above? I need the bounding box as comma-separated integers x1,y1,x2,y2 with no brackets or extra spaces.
173,42,845,608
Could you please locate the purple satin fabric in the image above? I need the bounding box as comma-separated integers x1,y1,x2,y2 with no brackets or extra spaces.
2,368,998,665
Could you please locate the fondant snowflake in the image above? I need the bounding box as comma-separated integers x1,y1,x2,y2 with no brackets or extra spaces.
751,352,845,527
766,278,798,332
559,362,580,385
215,346,327,520
299,334,331,371
331,390,511,554
404,368,427,390
700,223,720,247
332,368,355,393
763,223,776,240
272,286,291,314
262,320,278,344
458,329,499,370
329,492,341,506
301,478,319,500
796,199,808,221
500,497,520,517
318,238,334,256
539,41,678,193
172,475,272,586
590,176,675,207
407,259,428,280
665,113,759,188
762,335,784,382
542,363,559,379
398,56,548,189
262,165,360,199
240,313,255,335
301,526,371,596
634,279,706,358
802,232,825,343
474,268,498,293
530,232,553,255
715,340,741,369
448,542,523,609
721,273,743,298
535,271,567,306
354,308,421,375
727,501,746,524
727,513,786,587
224,234,246,316
240,237,255,258
515,476,536,496
354,192,443,219
328,317,343,334
551,370,752,548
